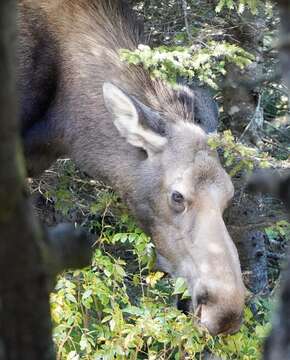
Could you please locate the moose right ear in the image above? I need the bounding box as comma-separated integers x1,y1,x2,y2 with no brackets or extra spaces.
103,82,167,155
175,83,219,134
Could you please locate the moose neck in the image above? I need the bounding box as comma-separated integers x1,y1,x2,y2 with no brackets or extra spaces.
32,0,186,219
56,3,164,196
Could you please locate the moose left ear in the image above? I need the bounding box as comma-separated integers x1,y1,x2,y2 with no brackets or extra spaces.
103,82,167,155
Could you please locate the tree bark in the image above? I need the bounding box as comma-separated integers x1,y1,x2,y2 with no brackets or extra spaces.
225,178,270,295
262,0,290,356
0,1,56,359
263,244,290,359
180,0,192,42
0,2,93,359
248,173,290,360
222,9,266,140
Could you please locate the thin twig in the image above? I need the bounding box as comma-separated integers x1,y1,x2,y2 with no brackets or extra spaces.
180,0,192,42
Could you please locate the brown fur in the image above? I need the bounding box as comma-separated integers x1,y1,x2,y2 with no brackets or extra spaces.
18,0,245,335
20,0,194,120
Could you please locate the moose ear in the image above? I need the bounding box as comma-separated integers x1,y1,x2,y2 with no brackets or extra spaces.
193,87,219,134
103,82,167,155
175,81,219,134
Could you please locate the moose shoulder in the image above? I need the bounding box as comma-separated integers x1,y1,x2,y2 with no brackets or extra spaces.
18,0,246,335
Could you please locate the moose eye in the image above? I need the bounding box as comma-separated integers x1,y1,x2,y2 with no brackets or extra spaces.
172,191,184,204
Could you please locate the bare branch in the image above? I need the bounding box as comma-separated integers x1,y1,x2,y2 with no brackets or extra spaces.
180,0,192,42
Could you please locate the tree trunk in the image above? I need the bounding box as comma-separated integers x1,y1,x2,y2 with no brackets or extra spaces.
222,9,266,140
0,2,93,358
180,0,192,42
225,178,271,295
263,253,290,359
0,1,56,359
262,0,290,357
248,173,290,359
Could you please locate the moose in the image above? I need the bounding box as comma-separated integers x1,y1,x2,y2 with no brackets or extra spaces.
18,0,246,335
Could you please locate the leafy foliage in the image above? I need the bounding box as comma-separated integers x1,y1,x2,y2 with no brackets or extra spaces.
120,43,253,88
215,0,260,13
208,130,272,176
208,130,290,177
265,221,290,243
35,161,274,360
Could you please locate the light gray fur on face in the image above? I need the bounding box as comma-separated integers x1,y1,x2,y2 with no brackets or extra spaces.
139,123,244,335
102,84,245,335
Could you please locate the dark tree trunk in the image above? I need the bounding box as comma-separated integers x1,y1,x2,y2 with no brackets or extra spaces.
264,254,290,359
225,178,271,295
222,9,266,140
249,173,290,359
0,2,93,359
262,1,290,358
0,1,56,359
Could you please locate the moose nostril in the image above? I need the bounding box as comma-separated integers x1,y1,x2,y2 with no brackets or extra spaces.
177,295,191,315
196,290,209,306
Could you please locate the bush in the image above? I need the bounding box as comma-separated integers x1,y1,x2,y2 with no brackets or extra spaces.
36,161,275,360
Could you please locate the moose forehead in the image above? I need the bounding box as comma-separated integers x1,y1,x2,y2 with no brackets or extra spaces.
167,122,209,153
161,123,233,200
163,122,218,174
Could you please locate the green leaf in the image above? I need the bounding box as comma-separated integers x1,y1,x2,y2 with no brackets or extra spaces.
172,277,188,295
82,289,93,300
66,293,77,304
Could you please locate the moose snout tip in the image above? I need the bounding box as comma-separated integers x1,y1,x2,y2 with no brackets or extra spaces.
176,284,245,336
198,306,243,336
191,285,245,336
177,292,244,336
